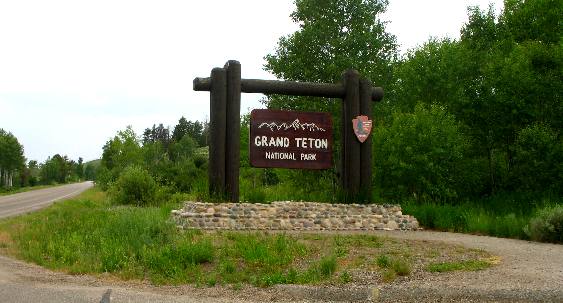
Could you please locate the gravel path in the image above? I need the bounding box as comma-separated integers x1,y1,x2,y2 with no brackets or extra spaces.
0,230,561,302
369,230,563,302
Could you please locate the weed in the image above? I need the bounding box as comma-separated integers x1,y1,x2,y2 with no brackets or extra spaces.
391,258,411,276
376,255,390,268
206,275,217,287
427,260,491,272
319,255,337,277
381,269,396,282
339,271,352,283
525,205,563,244
375,255,411,278
220,260,236,275
334,246,348,258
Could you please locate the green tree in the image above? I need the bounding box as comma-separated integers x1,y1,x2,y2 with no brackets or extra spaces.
39,154,75,184
39,157,58,184
0,129,25,188
373,104,472,201
101,126,143,187
262,0,398,200
512,124,563,192
75,157,84,180
391,39,466,113
264,0,397,120
27,160,39,186
172,117,188,142
391,0,562,194
172,117,205,147
265,0,396,86
169,135,197,162
501,0,562,44
84,163,96,181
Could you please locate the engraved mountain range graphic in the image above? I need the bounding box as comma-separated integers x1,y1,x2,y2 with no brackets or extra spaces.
258,119,326,132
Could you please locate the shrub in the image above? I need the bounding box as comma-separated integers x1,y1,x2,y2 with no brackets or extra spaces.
401,202,468,232
95,166,113,191
375,255,411,276
512,124,563,193
373,103,471,201
391,258,412,276
525,205,563,243
376,255,390,268
109,166,158,206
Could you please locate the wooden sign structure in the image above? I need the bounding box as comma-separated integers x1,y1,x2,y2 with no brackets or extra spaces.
250,109,332,170
193,60,383,202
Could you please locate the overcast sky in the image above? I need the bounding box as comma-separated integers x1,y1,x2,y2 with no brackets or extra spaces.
0,0,503,163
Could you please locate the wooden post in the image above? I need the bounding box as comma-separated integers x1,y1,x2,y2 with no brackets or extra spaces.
194,77,384,102
359,78,373,202
343,69,361,199
194,62,384,203
225,60,241,202
208,67,227,198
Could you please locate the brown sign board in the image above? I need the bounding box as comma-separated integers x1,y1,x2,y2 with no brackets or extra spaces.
250,109,332,169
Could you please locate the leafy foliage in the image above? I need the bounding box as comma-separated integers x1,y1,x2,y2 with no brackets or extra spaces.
390,1,562,195
373,104,470,201
512,124,563,192
265,0,396,85
99,117,208,199
0,129,25,188
525,205,563,244
262,0,398,201
108,165,158,206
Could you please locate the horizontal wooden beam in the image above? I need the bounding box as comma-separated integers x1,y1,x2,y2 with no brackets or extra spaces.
193,77,383,102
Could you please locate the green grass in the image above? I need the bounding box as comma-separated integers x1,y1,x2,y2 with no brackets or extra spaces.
374,254,411,281
403,203,507,238
426,260,492,272
0,188,495,287
401,193,562,241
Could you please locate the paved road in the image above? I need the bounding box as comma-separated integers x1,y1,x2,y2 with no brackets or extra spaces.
0,182,93,219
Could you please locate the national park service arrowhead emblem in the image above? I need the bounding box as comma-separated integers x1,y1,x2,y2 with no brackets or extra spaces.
352,115,372,143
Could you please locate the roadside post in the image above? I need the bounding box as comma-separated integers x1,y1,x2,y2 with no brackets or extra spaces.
193,60,383,202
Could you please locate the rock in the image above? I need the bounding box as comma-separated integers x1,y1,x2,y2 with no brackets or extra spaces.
386,220,399,230
172,201,419,232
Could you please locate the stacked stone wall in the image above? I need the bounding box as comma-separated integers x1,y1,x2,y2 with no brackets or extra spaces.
172,202,419,231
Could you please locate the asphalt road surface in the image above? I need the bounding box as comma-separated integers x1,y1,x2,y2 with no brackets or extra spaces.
0,182,93,219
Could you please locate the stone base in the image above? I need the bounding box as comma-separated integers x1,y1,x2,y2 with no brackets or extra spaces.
172,202,419,231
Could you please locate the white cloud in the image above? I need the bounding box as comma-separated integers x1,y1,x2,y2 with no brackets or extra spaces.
383,0,504,53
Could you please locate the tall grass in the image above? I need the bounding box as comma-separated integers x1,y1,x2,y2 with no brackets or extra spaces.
401,193,562,240
0,189,338,286
0,188,496,287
